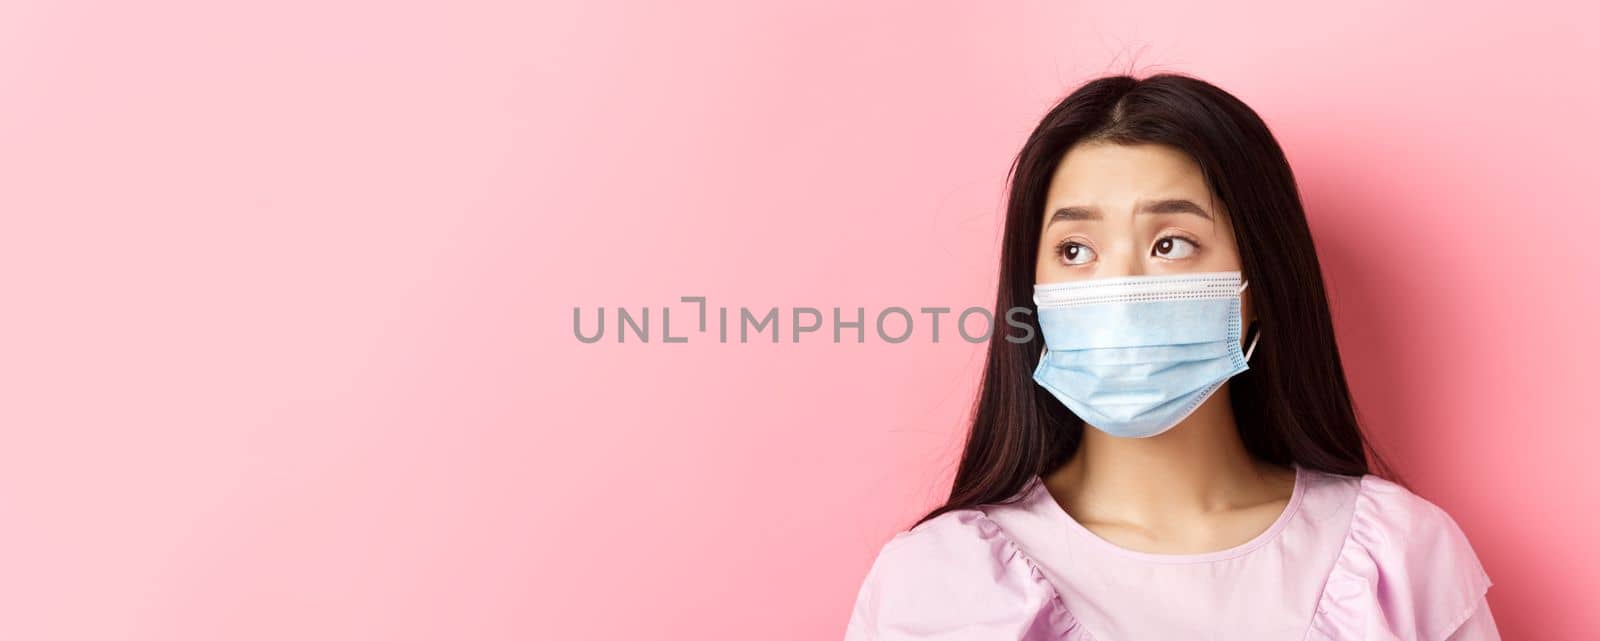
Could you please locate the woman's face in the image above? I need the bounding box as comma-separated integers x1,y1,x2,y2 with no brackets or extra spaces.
1035,141,1253,322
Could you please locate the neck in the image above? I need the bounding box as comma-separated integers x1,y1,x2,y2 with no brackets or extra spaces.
1046,385,1287,522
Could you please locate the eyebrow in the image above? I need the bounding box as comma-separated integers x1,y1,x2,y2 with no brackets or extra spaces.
1048,198,1214,225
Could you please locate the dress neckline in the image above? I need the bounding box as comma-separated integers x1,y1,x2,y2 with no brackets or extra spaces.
1026,462,1307,564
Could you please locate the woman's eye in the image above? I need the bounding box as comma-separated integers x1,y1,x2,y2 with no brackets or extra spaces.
1059,242,1096,265
1153,236,1197,260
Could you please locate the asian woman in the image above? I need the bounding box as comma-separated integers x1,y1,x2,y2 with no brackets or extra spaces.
843,73,1499,641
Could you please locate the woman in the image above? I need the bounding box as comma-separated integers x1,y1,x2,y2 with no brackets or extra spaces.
843,74,1499,641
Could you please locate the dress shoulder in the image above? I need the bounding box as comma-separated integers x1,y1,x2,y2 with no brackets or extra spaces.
843,507,1086,641
1308,474,1495,641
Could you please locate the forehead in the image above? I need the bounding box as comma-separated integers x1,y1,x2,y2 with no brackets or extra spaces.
1045,142,1211,206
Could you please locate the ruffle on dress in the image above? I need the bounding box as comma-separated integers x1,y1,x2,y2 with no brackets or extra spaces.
843,508,1092,641
1305,475,1494,641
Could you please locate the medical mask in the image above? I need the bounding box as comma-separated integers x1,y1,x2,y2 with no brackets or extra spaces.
1031,271,1259,438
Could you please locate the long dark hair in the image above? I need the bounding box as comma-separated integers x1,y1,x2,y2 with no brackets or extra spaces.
916,73,1397,527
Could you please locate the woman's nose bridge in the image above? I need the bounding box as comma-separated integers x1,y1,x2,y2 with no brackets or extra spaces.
1100,234,1146,277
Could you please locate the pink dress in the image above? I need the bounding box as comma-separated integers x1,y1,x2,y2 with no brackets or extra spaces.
844,464,1498,641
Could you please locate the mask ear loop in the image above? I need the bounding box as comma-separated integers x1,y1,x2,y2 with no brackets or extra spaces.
1237,279,1261,362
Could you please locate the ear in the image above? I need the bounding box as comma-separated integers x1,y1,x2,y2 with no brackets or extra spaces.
1240,286,1260,355
1241,285,1257,327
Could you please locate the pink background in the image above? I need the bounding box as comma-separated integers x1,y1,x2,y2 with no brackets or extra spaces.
1,1,1594,639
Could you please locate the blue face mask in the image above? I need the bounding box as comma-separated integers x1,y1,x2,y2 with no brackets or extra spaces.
1031,271,1260,438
